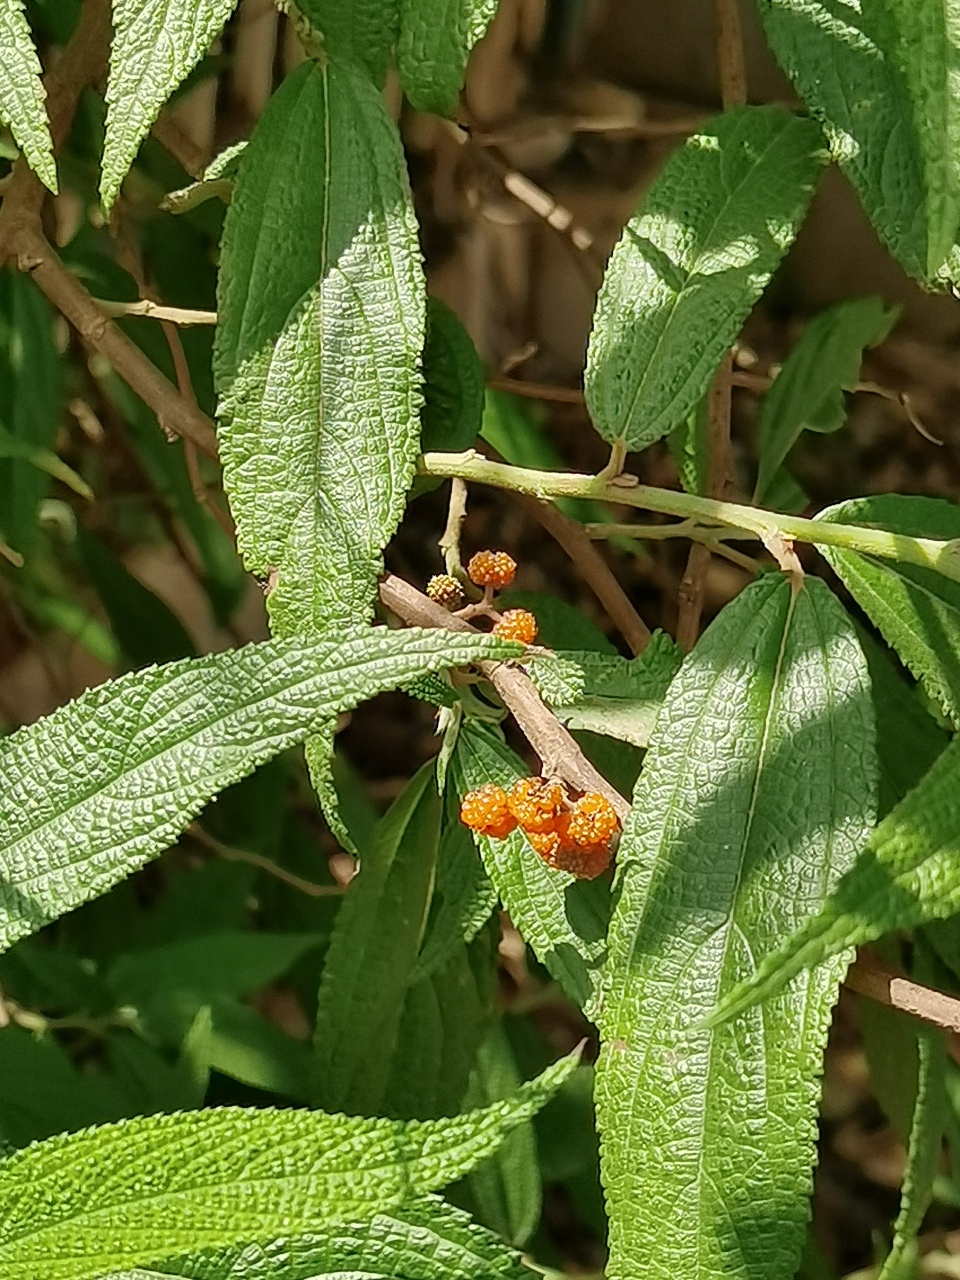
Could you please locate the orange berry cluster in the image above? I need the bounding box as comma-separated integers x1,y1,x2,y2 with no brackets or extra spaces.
426,573,465,610
467,550,517,589
492,608,538,645
460,777,619,880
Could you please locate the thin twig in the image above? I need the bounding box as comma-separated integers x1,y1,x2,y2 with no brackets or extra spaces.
439,477,474,589
676,1,745,649
677,353,735,649
0,0,111,252
94,298,218,325
151,110,209,179
847,949,960,1036
487,375,585,405
187,823,348,897
517,495,651,655
712,0,749,107
378,573,630,821
14,229,219,459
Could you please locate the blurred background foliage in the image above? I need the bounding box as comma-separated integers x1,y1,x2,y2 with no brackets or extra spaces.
2,2,960,1275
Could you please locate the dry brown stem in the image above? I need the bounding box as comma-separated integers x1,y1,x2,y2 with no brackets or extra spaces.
847,949,960,1036
518,495,651,656
379,572,630,821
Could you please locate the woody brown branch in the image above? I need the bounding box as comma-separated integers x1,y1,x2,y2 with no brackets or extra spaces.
379,573,631,822
0,0,219,462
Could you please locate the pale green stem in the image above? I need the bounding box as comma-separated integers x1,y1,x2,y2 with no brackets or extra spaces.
420,451,960,585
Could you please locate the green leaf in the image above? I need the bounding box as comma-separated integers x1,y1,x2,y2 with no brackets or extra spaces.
75,530,196,668
817,495,960,723
495,589,617,655
458,1021,542,1247
584,105,826,452
216,57,425,640
480,391,613,527
398,0,499,116
411,793,497,985
0,625,518,956
420,298,485,453
709,731,960,1027
0,1051,578,1278
754,297,900,503
857,625,950,818
101,0,240,211
381,923,498,1122
0,1028,129,1147
535,633,684,749
0,270,64,549
0,0,56,190
0,425,90,498
452,720,611,1011
597,573,876,1280
106,931,322,1008
877,1023,947,1280
755,0,960,281
156,1197,531,1280
312,764,442,1115
293,0,399,88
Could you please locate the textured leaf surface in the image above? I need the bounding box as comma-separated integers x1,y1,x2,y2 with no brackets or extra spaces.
0,627,517,956
420,298,485,453
460,1021,542,1247
584,105,825,451
754,297,899,503
0,0,56,190
710,731,960,1026
294,0,399,87
157,1198,529,1280
216,58,424,640
857,626,949,818
755,0,960,281
313,765,442,1115
398,0,499,116
817,495,960,722
597,574,875,1280
539,632,684,749
452,720,610,1012
0,1053,577,1278
877,1022,947,1280
101,0,239,211
411,801,497,984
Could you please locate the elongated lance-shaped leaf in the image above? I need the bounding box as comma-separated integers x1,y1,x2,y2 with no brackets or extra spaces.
0,1051,578,1280
877,1021,947,1280
754,297,900,504
101,1,239,211
584,105,826,452
459,1020,543,1248
710,730,960,1027
381,925,498,1122
313,763,442,1115
0,0,56,191
0,271,65,550
293,0,399,88
452,719,611,1012
817,495,960,723
215,58,425,641
157,1197,530,1280
755,0,960,282
420,297,486,454
398,0,499,117
0,627,518,957
597,574,876,1280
